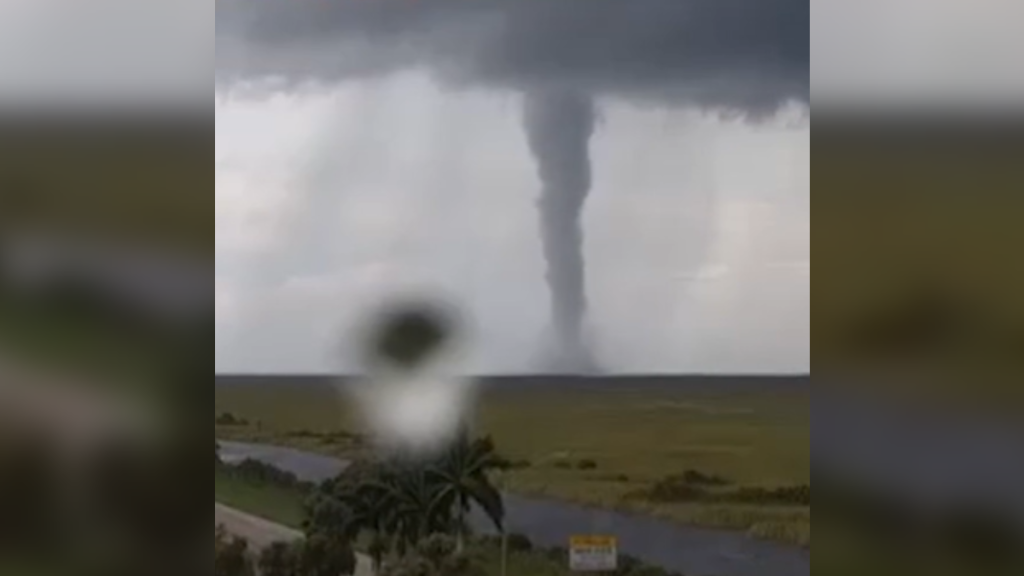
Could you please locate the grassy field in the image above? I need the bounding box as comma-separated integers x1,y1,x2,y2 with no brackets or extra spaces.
0,121,207,389
0,292,169,391
814,137,1024,409
215,467,308,529
215,377,811,545
0,121,208,256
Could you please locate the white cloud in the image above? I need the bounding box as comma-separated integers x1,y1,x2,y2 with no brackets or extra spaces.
812,0,1024,108
0,0,206,108
2,0,1021,110
215,73,810,374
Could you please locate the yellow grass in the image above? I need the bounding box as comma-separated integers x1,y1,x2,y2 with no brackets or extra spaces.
216,379,810,545
0,125,209,256
814,140,1024,408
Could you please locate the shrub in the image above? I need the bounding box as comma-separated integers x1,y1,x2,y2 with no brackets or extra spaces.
214,533,254,576
380,534,484,576
216,412,248,426
682,469,730,487
646,476,709,502
506,532,534,553
297,533,358,576
932,505,1023,566
222,458,314,493
726,485,811,506
258,541,300,576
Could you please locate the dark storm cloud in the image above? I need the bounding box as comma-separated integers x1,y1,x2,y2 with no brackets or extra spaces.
215,0,808,112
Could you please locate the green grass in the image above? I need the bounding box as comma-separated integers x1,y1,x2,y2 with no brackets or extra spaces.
815,143,1024,409
0,294,169,393
215,468,308,529
0,126,209,256
0,126,206,390
216,380,811,545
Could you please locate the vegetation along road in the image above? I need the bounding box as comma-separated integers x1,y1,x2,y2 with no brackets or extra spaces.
215,503,376,575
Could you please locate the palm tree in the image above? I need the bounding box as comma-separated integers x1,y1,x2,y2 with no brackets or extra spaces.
372,461,451,553
308,477,391,572
300,431,508,569
345,483,393,571
427,429,506,552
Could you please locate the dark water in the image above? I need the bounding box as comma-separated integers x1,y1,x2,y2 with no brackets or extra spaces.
217,440,811,576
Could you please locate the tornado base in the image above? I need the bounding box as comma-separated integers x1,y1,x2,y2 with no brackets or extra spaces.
538,338,603,375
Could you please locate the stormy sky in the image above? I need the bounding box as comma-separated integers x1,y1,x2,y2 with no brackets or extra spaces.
1,0,1021,106
5,0,1022,372
211,0,814,373
215,0,809,114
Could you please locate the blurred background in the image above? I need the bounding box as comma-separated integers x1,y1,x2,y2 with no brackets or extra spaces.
813,120,1024,575
2,0,1024,574
0,116,209,575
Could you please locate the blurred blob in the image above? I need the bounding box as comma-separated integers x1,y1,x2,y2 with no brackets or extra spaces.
362,300,455,372
816,462,1024,575
345,296,478,457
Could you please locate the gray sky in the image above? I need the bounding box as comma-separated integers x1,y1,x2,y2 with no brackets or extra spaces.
4,0,1022,372
213,0,811,373
215,85,809,373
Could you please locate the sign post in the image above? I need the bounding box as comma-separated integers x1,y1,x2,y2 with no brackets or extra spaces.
569,535,618,573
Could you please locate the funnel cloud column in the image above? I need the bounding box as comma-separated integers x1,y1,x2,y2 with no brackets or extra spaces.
522,89,598,372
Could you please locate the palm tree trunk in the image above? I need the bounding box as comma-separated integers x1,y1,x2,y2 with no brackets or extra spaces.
370,530,384,572
456,496,467,553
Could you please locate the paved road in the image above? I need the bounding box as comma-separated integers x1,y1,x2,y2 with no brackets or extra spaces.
216,503,375,575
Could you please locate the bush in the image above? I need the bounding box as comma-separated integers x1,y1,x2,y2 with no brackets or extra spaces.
646,476,709,502
506,532,534,553
221,458,314,493
214,533,254,576
380,534,484,576
494,456,531,470
727,485,811,506
297,533,357,576
644,472,809,506
544,545,569,563
216,412,248,426
258,541,300,576
682,469,730,487
0,434,64,552
932,505,1023,566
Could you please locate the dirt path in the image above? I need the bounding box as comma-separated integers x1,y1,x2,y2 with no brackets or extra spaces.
215,503,375,576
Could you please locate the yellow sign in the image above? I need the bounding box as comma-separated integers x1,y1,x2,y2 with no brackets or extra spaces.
570,535,617,549
569,535,618,572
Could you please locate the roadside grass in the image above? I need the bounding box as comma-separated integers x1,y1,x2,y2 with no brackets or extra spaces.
812,523,1023,576
216,380,811,545
215,467,308,529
